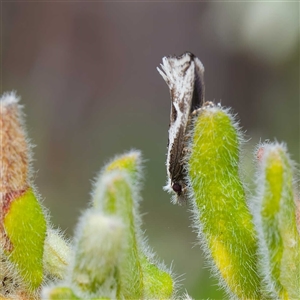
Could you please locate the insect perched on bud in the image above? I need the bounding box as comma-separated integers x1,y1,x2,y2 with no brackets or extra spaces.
157,52,205,204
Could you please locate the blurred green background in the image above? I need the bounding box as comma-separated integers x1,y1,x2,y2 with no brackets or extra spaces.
2,2,299,299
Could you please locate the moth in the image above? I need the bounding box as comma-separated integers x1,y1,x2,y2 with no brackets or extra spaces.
157,52,205,204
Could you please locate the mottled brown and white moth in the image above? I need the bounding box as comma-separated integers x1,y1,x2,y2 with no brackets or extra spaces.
157,52,205,204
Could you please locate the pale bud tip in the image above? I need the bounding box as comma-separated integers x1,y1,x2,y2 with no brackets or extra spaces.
0,91,20,107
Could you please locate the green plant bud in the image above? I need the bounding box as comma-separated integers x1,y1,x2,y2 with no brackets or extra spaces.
92,151,174,299
0,92,47,292
94,170,143,299
188,105,263,299
252,143,300,299
92,150,142,210
3,188,46,291
71,212,124,298
105,150,142,181
43,228,71,280
140,253,173,299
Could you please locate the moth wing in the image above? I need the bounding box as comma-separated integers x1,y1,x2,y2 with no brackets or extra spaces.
193,57,205,107
158,53,196,188
157,53,195,110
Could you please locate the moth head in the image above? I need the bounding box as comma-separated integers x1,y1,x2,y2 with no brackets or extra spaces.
172,181,188,205
163,179,187,205
172,182,182,195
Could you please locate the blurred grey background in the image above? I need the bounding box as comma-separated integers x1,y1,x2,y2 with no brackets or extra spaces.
2,2,299,299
